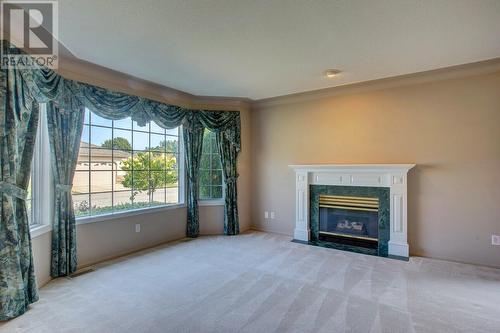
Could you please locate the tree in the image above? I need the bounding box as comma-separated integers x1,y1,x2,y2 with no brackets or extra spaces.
101,137,132,151
152,139,178,153
121,152,177,200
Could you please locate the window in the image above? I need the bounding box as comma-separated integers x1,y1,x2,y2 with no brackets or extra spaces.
26,177,33,225
73,108,182,218
29,103,52,229
199,129,223,200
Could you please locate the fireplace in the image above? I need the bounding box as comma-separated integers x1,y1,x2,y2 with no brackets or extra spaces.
290,164,415,258
318,195,379,249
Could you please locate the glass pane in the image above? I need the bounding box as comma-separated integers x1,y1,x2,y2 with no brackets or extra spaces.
152,187,166,206
81,125,90,145
114,154,131,190
202,137,211,154
133,131,149,150
26,199,32,224
113,190,132,212
200,170,210,186
90,171,113,193
166,153,178,169
150,121,165,134
91,192,113,215
164,136,178,153
211,170,222,186
83,108,90,125
166,169,178,186
114,149,132,173
73,194,90,217
75,148,90,171
90,112,112,127
132,170,149,193
113,129,132,151
132,190,150,207
199,186,210,199
91,126,112,147
72,171,90,194
149,152,166,171
90,148,114,170
114,117,132,130
150,133,166,151
166,127,178,136
211,154,222,169
27,178,32,200
212,186,223,199
131,151,150,171
150,171,166,192
166,187,179,204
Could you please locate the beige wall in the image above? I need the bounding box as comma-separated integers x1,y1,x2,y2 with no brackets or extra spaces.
31,232,52,287
251,71,500,268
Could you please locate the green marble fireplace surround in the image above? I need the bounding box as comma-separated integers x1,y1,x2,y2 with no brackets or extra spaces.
310,185,391,257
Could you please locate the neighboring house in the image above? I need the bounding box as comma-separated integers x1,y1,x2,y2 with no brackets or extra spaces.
73,142,131,193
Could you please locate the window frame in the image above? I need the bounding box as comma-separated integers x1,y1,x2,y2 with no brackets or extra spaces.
74,108,186,224
30,103,53,238
198,129,224,205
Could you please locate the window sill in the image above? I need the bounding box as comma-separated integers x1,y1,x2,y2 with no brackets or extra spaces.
198,199,225,206
75,203,186,225
30,224,52,238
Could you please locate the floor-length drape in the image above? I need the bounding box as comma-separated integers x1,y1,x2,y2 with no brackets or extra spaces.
46,102,85,277
198,110,241,235
183,116,205,237
216,129,240,235
0,68,40,320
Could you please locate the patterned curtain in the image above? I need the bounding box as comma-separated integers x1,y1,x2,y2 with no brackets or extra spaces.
183,114,205,237
198,111,241,235
0,68,40,320
46,102,85,277
216,129,240,235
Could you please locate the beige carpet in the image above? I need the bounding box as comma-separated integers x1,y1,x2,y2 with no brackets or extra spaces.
2,231,500,333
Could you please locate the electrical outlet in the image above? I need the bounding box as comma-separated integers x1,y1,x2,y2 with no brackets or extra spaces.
492,235,500,245
135,224,141,233
270,211,275,219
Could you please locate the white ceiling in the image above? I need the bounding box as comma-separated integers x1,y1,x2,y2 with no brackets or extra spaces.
58,0,500,100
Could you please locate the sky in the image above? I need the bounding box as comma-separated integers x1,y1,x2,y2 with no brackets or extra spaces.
82,108,179,150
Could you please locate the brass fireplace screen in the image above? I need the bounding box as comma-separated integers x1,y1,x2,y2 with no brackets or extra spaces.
319,195,379,212
318,194,379,242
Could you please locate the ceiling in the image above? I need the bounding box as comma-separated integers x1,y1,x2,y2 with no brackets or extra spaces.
58,0,500,100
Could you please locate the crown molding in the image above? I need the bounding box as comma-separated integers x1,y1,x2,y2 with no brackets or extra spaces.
252,58,500,109
58,54,251,111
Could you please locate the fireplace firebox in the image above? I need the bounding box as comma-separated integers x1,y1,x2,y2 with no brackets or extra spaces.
318,195,379,249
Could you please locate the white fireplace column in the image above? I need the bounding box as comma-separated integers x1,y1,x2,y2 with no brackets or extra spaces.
289,164,415,258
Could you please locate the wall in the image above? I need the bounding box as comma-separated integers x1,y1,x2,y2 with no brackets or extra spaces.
251,70,500,268
30,54,252,287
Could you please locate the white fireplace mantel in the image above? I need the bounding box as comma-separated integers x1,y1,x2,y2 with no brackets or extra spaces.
289,164,415,257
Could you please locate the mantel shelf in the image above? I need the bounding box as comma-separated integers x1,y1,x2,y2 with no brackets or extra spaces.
289,164,416,172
